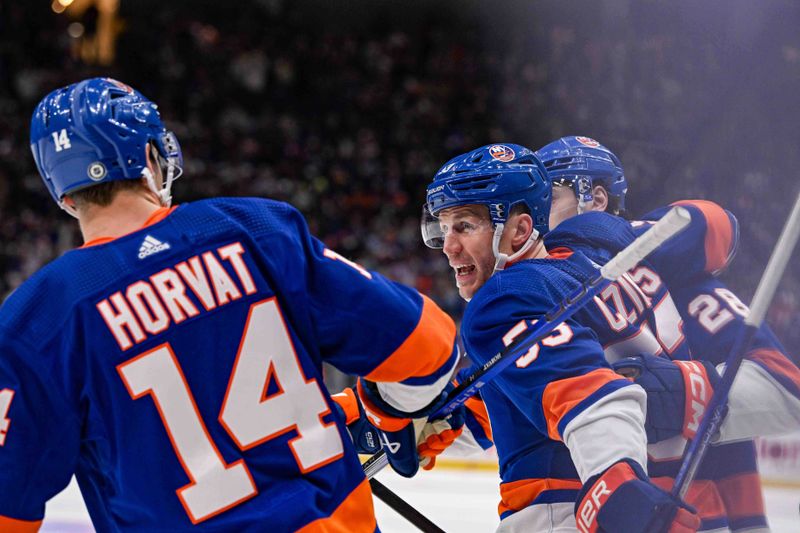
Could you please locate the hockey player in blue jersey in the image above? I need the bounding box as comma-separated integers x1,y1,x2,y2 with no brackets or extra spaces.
537,135,800,532
0,77,462,532
415,143,700,532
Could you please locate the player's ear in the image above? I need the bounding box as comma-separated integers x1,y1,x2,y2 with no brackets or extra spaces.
510,212,534,250
145,143,158,172
591,185,609,212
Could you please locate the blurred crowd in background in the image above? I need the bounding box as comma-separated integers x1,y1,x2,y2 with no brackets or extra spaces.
1,0,799,359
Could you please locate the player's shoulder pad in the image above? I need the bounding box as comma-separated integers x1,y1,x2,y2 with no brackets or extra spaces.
463,271,548,337
174,198,320,264
544,211,636,254
0,249,100,345
186,197,306,236
644,200,739,275
463,255,593,342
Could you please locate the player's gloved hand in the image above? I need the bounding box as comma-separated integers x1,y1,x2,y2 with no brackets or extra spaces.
575,459,701,533
331,387,381,454
416,407,466,471
357,378,464,478
612,354,722,443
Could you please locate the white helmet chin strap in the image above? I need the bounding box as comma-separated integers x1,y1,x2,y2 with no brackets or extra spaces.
491,222,540,272
142,157,183,207
576,195,587,215
60,200,79,219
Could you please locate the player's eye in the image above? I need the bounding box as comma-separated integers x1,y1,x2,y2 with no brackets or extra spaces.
453,221,477,233
460,222,475,232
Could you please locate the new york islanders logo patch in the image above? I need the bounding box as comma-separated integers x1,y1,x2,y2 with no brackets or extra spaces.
575,136,601,148
489,144,515,162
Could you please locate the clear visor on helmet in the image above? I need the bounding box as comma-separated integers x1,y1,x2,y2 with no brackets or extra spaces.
420,204,494,249
422,204,445,248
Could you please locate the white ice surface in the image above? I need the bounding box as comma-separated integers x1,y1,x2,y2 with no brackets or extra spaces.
42,469,798,532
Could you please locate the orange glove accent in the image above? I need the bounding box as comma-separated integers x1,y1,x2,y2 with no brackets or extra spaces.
331,388,360,425
418,425,464,470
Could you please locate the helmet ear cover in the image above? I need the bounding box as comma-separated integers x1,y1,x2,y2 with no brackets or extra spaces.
29,77,183,214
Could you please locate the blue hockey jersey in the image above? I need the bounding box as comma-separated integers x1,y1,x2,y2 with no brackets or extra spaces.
0,198,458,532
452,201,739,526
459,250,649,521
638,202,800,532
544,199,800,531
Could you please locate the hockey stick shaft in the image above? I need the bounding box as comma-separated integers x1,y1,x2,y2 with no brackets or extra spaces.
672,189,800,499
369,479,445,533
363,206,692,479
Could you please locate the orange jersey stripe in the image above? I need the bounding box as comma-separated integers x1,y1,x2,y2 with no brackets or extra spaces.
464,395,493,442
297,478,376,533
365,294,456,382
0,515,41,533
673,200,733,273
652,477,725,521
716,472,766,520
748,347,800,392
541,368,623,441
546,247,574,260
498,477,582,516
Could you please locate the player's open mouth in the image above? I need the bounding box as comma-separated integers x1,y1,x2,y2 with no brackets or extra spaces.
454,264,476,277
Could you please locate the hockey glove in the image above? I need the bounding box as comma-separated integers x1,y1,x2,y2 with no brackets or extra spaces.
612,354,722,443
575,459,700,533
331,387,381,454
357,378,464,478
417,407,466,471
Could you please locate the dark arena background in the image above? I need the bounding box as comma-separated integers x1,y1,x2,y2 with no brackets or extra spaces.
1,0,799,531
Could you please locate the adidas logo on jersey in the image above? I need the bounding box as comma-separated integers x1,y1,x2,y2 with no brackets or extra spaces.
138,235,171,259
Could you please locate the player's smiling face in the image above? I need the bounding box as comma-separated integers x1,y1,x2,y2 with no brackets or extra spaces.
437,205,495,300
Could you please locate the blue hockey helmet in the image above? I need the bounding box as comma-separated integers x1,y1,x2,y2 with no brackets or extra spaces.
30,77,183,212
422,143,551,270
535,136,626,215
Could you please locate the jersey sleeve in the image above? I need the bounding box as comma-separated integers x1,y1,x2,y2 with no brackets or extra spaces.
669,277,800,441
718,354,800,442
638,200,739,284
461,282,647,480
263,204,458,412
449,366,493,453
0,333,80,526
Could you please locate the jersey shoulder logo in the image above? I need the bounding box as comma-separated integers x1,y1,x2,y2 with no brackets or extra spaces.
138,235,171,259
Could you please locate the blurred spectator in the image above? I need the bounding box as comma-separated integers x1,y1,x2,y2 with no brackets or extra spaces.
0,0,798,360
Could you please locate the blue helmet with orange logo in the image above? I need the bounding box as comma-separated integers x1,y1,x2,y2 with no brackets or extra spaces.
536,136,626,215
422,143,551,270
30,77,182,213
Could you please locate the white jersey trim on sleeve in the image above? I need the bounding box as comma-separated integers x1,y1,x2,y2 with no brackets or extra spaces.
375,356,459,414
562,384,648,482
716,359,800,443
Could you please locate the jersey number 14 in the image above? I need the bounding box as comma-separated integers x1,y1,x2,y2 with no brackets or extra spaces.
117,298,343,524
